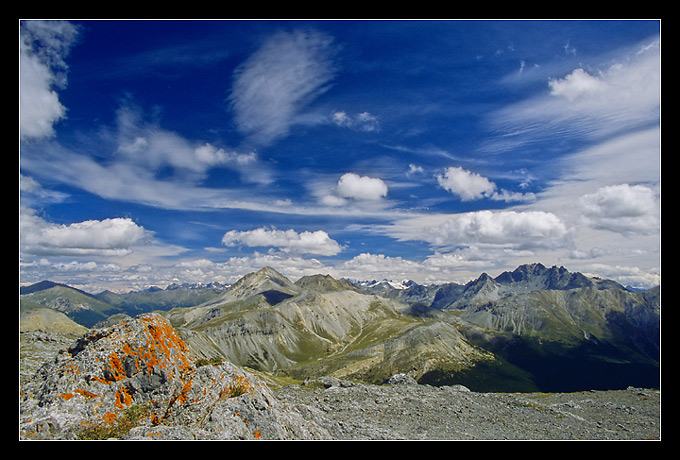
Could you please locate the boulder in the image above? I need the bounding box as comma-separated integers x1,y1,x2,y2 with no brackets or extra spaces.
385,373,418,386
19,313,329,440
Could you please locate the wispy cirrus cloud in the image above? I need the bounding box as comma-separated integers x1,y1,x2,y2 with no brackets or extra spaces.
485,36,660,153
229,29,338,146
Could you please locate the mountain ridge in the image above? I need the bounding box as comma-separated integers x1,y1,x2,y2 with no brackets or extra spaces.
20,263,660,392
20,263,652,300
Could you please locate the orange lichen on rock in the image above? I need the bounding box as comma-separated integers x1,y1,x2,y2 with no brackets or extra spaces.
104,352,127,382
85,314,196,394
175,378,194,405
140,317,195,378
74,389,100,399
21,314,211,439
114,387,133,409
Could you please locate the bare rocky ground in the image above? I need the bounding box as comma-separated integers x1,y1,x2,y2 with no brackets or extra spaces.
274,377,661,440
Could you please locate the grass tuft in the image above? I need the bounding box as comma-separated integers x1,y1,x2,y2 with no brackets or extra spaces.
77,403,153,440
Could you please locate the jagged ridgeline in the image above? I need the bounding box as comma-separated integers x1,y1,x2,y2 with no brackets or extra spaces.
20,263,660,393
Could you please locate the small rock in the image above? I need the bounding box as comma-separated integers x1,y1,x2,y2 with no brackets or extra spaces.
318,376,357,388
385,373,418,386
449,384,471,392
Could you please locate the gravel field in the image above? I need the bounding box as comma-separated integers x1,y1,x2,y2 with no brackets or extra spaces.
275,378,661,440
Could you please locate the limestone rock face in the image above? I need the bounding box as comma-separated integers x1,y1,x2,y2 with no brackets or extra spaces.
19,313,329,440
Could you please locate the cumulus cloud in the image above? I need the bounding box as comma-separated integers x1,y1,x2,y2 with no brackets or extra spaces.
548,68,604,100
386,210,569,252
20,210,150,257
581,263,660,289
435,210,568,249
319,173,389,207
337,173,388,201
20,21,79,140
436,166,534,202
578,183,660,235
437,167,495,201
230,29,337,146
222,227,342,256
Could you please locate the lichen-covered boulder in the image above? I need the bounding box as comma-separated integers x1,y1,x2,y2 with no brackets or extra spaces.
19,313,329,440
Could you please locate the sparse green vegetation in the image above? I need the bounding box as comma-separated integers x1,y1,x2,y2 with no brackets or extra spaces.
195,356,225,367
77,403,153,440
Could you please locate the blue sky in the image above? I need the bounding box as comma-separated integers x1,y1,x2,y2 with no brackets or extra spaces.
19,19,661,292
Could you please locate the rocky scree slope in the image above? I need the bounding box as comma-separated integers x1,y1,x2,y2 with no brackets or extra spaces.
276,377,660,440
19,313,329,440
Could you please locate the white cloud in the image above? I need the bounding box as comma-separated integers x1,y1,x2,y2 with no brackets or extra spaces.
192,143,271,184
332,111,351,127
407,164,424,176
435,210,568,249
320,194,350,207
337,173,388,201
19,21,79,140
20,102,281,213
582,263,659,289
113,106,269,183
437,167,495,201
578,183,660,235
20,174,69,205
318,172,389,206
194,143,257,167
222,227,342,256
335,253,424,281
385,210,569,252
20,210,150,257
230,29,337,145
548,68,604,100
422,251,491,271
436,166,534,202
331,110,381,132
20,45,65,140
490,189,536,203
487,36,660,151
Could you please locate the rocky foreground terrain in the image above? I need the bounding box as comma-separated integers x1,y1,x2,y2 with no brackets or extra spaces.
19,312,660,441
275,377,661,440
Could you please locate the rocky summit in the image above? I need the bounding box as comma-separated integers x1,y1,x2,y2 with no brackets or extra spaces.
19,313,329,440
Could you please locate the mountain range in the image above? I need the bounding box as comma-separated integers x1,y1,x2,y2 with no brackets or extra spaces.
20,263,660,393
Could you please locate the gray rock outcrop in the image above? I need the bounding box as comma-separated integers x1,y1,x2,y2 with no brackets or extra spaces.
19,313,329,440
